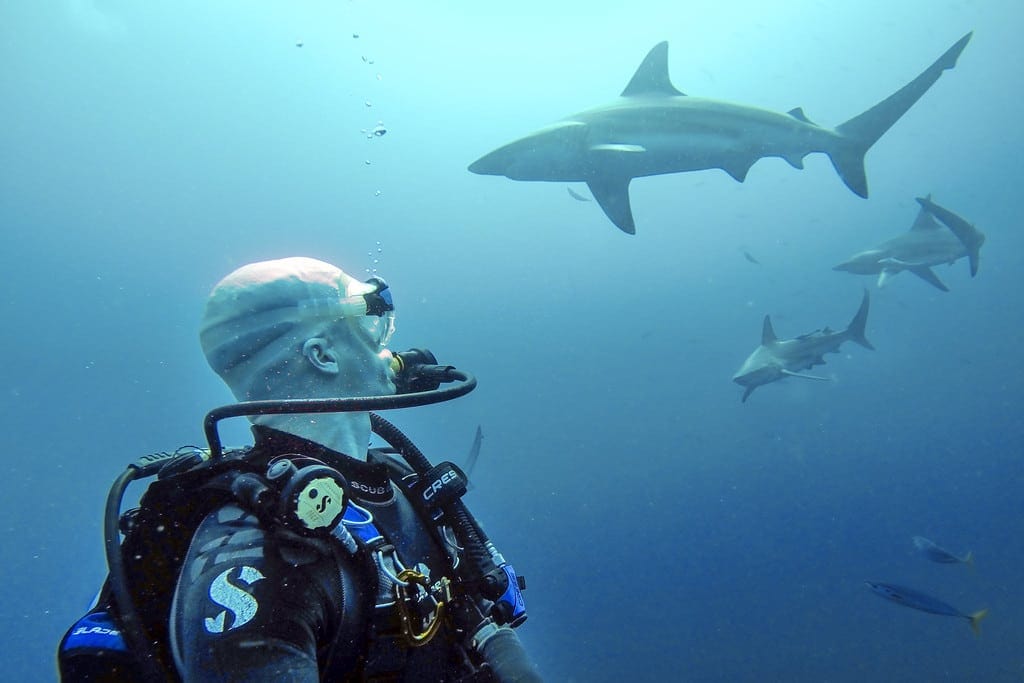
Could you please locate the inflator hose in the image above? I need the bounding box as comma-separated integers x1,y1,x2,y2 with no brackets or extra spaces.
104,465,175,682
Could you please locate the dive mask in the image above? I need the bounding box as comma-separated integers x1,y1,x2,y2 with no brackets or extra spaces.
297,275,395,348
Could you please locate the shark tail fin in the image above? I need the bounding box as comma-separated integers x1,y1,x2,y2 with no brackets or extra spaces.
846,289,875,351
829,32,972,198
968,608,988,637
916,195,985,276
761,315,778,345
827,139,870,198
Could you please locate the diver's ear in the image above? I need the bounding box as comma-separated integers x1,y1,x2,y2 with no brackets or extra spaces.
302,338,340,374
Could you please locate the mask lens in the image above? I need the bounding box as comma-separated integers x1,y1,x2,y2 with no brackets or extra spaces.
358,308,395,348
377,310,395,347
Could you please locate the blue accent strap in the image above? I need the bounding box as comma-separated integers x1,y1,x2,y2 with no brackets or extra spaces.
62,610,128,652
342,504,383,544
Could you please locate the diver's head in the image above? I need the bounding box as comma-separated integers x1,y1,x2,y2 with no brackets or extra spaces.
199,257,396,454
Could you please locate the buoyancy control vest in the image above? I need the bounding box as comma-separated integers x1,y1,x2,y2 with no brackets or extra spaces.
59,419,537,683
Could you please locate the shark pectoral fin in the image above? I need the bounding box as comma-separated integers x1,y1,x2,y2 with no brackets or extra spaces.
909,265,949,292
877,269,895,288
587,175,636,234
781,369,831,382
741,386,756,402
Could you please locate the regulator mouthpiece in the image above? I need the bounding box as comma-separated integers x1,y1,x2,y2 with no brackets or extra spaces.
390,348,444,394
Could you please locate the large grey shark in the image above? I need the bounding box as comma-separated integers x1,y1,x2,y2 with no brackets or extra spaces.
469,33,972,234
733,290,874,403
833,195,985,291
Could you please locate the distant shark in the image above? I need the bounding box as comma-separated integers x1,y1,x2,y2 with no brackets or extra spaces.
833,195,985,291
468,34,972,234
733,290,874,403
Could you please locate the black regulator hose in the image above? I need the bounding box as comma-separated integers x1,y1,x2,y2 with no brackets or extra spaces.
370,412,492,571
203,365,476,458
104,463,176,683
369,413,541,682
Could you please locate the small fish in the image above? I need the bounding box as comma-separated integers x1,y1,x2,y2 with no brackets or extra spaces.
566,187,591,202
866,581,988,635
742,249,761,265
913,536,973,565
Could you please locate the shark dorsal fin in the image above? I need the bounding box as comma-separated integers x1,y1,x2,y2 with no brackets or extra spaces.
621,42,686,97
761,315,778,346
787,107,814,124
910,205,942,231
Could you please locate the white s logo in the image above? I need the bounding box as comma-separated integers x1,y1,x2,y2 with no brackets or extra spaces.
203,566,266,634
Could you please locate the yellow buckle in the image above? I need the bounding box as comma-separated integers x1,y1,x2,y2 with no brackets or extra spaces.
394,569,449,647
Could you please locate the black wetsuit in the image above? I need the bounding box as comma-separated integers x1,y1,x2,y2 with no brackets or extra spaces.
170,426,473,682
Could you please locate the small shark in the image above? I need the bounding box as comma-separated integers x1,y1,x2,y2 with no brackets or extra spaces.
468,34,972,234
834,195,985,291
733,290,874,402
566,186,591,202
464,425,483,478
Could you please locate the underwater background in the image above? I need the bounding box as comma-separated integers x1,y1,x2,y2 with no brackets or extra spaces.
3,1,1022,680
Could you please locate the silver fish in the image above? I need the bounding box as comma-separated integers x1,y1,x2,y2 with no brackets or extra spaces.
866,581,988,635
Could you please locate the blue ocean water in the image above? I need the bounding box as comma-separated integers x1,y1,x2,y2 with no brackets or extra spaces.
2,1,1022,680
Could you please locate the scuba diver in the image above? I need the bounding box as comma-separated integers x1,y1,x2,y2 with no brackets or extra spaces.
58,256,540,682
